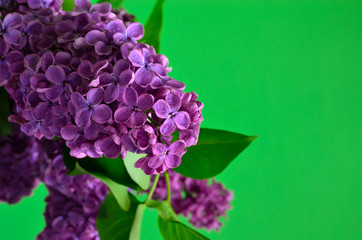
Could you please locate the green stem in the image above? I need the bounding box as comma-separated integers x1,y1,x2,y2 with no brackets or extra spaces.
146,173,160,203
164,172,171,204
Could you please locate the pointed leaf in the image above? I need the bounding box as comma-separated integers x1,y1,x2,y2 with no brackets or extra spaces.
129,204,146,240
158,216,209,240
123,152,150,190
97,193,140,240
143,0,166,52
174,128,257,179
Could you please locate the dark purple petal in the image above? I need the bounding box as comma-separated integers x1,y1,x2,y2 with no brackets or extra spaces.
116,69,134,87
85,30,106,45
126,23,144,40
101,138,121,159
114,106,132,123
21,121,39,136
55,52,72,65
45,66,65,84
98,72,114,86
60,125,79,141
75,0,91,11
55,20,74,35
39,52,54,72
4,29,22,45
84,124,99,140
137,94,154,110
130,111,147,127
135,67,154,87
113,32,127,45
95,41,112,56
0,62,10,80
77,61,93,79
92,2,112,15
28,0,43,9
168,140,186,154
75,108,91,127
3,13,23,29
87,88,103,106
104,84,119,103
123,87,138,107
160,117,176,136
153,99,170,118
106,19,126,33
174,111,191,130
93,104,112,124
113,59,130,76
0,39,9,56
166,93,181,112
128,49,144,67
71,92,88,109
33,102,52,120
45,85,63,101
148,155,164,169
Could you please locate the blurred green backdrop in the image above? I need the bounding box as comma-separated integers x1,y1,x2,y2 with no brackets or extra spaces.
1,0,361,239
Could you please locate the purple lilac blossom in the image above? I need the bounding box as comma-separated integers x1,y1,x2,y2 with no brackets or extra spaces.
0,126,42,204
1,0,203,176
151,170,233,231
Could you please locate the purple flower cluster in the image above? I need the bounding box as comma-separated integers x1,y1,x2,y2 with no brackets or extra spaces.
0,126,42,204
2,0,203,175
152,171,233,231
36,139,108,240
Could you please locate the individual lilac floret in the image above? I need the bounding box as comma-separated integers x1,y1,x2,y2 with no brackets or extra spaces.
0,127,41,204
153,92,191,136
0,13,23,46
107,19,144,44
150,170,233,231
146,140,186,172
71,88,112,127
114,87,154,127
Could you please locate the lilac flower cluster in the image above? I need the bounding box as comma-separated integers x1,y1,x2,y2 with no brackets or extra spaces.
37,138,108,240
152,171,233,231
0,126,42,204
2,0,203,175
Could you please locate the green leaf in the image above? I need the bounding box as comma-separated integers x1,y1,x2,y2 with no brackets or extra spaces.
123,152,150,190
62,0,74,11
174,128,258,179
129,204,146,240
97,193,144,240
0,88,12,136
143,0,166,52
158,216,209,240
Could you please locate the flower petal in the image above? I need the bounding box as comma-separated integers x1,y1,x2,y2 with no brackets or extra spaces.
33,101,52,120
160,117,176,136
148,155,164,169
60,125,79,141
153,99,170,118
104,84,119,104
77,60,93,79
45,65,65,84
123,87,138,107
152,143,167,155
126,22,144,40
166,93,181,112
130,111,147,127
137,93,154,110
101,138,121,159
4,29,22,45
114,106,133,123
168,140,186,154
85,30,105,45
135,67,154,87
116,69,134,88
165,153,181,168
113,59,130,76
45,85,63,101
174,111,191,130
71,92,88,109
4,13,23,29
106,19,126,33
87,88,104,106
128,48,144,67
75,108,91,128
93,104,112,124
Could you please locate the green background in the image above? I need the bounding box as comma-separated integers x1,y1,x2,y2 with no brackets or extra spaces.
1,0,361,239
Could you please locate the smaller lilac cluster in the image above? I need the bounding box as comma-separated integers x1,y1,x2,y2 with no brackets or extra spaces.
151,171,233,231
0,126,42,204
2,0,204,176
37,139,108,240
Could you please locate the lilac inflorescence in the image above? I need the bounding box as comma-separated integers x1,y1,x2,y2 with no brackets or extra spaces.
1,0,203,175
0,126,42,204
151,171,234,231
37,138,108,240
